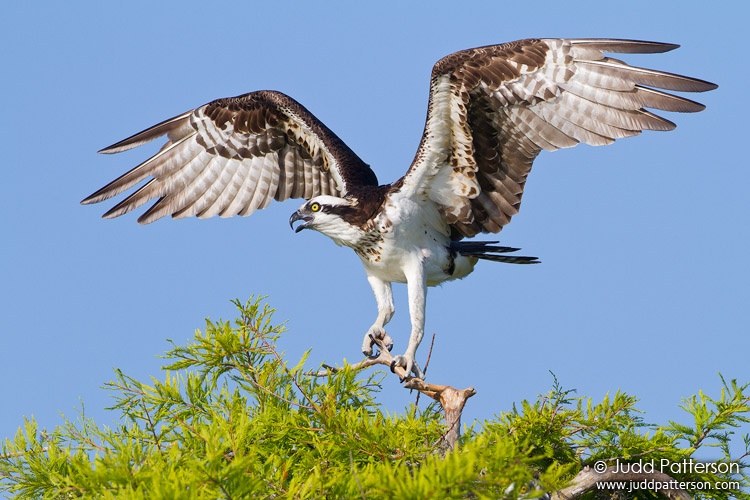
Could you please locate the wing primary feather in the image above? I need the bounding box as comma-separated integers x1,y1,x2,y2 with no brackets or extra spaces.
98,111,193,154
132,149,213,223
137,195,175,225
635,86,706,112
559,81,707,113
81,133,196,205
577,59,718,92
567,39,680,54
97,140,208,220
561,92,674,132
101,179,158,219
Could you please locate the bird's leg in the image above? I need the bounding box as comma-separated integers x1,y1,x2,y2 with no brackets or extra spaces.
362,275,394,357
391,259,426,380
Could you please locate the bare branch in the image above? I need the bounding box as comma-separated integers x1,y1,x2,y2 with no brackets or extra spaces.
311,334,475,452
551,465,692,500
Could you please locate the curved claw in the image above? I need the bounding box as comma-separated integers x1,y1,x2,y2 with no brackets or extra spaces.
383,334,394,352
389,358,401,374
391,354,425,381
362,328,394,357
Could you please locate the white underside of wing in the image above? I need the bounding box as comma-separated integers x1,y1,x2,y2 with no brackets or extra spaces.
88,90,363,224
403,74,481,211
397,38,716,238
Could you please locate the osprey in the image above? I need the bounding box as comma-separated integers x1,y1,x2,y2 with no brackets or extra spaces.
83,38,716,379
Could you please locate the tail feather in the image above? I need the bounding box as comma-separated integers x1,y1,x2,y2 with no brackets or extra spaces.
452,240,540,265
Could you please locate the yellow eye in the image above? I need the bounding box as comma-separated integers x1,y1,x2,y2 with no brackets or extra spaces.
310,202,321,212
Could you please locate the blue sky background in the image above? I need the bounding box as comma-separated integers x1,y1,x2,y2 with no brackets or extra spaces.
2,1,748,458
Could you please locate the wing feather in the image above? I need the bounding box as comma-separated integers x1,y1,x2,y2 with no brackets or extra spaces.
399,38,716,238
199,157,246,218
238,156,274,216
560,81,706,113
173,154,227,219
98,111,194,154
83,91,377,224
224,156,268,217
83,133,197,205
506,106,578,150
275,148,296,201
303,158,314,200
576,58,716,92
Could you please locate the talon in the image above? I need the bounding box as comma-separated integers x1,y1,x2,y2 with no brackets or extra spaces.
390,354,412,380
390,356,408,382
362,334,375,357
382,333,394,352
361,333,376,357
391,354,425,380
362,327,391,358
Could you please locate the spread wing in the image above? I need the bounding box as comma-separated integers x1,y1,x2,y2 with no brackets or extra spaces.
82,90,378,224
400,38,717,238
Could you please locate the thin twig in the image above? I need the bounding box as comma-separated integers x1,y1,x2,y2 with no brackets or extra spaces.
258,336,322,414
414,333,436,411
0,447,50,459
140,401,161,447
350,450,366,500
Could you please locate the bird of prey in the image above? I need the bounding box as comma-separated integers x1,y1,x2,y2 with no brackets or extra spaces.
82,38,716,379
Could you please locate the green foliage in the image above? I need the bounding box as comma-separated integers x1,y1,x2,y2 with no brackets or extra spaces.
1,297,748,499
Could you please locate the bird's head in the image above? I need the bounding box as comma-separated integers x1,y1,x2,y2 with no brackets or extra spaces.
289,196,362,246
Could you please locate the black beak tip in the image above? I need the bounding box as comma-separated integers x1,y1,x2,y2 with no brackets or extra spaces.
289,211,311,233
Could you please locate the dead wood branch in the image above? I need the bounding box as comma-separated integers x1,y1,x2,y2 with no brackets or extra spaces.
551,465,691,500
311,334,475,452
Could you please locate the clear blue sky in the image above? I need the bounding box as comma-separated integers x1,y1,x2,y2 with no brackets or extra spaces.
2,1,748,454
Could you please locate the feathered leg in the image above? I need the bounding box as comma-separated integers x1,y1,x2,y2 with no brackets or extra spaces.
391,257,426,380
361,274,395,356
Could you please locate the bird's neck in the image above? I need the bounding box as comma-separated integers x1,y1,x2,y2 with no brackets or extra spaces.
317,223,369,249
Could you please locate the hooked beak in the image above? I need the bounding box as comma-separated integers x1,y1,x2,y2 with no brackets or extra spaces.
289,210,312,233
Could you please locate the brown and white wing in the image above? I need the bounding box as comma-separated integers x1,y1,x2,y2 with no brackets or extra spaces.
400,38,717,238
82,90,378,224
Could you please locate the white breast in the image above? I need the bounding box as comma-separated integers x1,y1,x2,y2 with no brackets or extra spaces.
358,195,476,285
